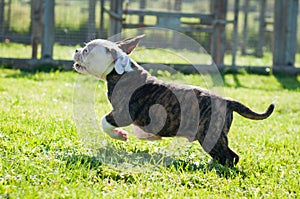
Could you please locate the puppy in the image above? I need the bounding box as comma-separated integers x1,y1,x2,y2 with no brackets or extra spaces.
73,35,274,167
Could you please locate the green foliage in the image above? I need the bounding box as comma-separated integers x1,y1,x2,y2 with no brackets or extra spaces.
0,68,299,198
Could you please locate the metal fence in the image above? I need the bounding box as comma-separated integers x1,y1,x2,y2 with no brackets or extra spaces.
0,0,299,73
0,0,101,44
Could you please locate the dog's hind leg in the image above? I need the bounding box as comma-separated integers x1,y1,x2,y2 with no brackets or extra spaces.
210,111,239,167
207,136,239,167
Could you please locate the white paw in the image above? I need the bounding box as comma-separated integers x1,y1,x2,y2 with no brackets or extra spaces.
110,128,128,141
102,116,128,141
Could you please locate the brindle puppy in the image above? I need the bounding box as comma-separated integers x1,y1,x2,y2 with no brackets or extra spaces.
73,35,274,167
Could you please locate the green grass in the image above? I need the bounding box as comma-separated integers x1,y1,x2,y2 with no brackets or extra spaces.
0,66,299,198
0,42,81,60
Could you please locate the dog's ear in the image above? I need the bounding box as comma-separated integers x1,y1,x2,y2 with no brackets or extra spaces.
116,34,145,54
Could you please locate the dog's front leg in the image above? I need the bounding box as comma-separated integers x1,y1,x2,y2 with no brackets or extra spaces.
101,113,129,141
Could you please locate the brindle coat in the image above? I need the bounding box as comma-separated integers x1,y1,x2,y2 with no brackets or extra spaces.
104,61,274,167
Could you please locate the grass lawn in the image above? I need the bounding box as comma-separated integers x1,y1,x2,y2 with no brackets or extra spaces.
0,66,299,198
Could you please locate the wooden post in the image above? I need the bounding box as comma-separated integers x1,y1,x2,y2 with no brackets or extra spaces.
231,0,239,67
273,0,287,67
109,0,123,36
116,0,123,35
167,0,172,10
0,0,4,42
273,0,298,68
99,0,105,38
173,0,182,48
5,0,11,34
139,0,146,24
137,0,146,35
241,0,249,55
41,0,55,60
31,0,42,59
88,0,96,41
256,0,266,57
174,0,182,11
286,0,298,66
211,0,227,65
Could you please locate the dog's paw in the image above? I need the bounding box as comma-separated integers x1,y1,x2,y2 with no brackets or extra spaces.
111,128,128,141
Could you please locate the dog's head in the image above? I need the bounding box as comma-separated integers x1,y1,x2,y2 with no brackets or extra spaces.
73,35,144,80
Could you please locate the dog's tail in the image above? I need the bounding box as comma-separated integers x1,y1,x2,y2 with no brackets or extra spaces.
228,100,275,120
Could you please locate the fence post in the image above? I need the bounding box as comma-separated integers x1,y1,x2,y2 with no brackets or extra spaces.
173,0,182,48
231,0,239,67
139,0,146,24
174,0,182,11
31,0,42,59
286,0,298,66
273,0,298,68
41,0,54,60
0,0,4,42
256,0,266,57
211,0,227,65
5,0,11,34
99,0,105,38
109,0,123,36
137,0,146,35
88,0,96,41
241,0,249,55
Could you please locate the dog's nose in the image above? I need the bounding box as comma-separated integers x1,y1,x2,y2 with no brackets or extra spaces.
75,49,79,53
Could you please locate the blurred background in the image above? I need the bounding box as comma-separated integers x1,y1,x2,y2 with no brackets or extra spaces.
0,0,299,70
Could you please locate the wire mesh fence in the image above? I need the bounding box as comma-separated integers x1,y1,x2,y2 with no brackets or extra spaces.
0,0,102,44
0,0,299,68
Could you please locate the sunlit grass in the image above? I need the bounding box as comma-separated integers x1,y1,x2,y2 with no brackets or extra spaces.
0,67,299,198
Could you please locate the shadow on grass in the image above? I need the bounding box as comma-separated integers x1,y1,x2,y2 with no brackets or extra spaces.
223,73,245,88
211,71,248,89
61,144,246,180
170,159,247,179
218,71,249,89
3,70,41,80
1,65,68,80
274,73,300,90
219,70,300,91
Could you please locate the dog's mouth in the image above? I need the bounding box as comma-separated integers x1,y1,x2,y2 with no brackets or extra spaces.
73,62,86,72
